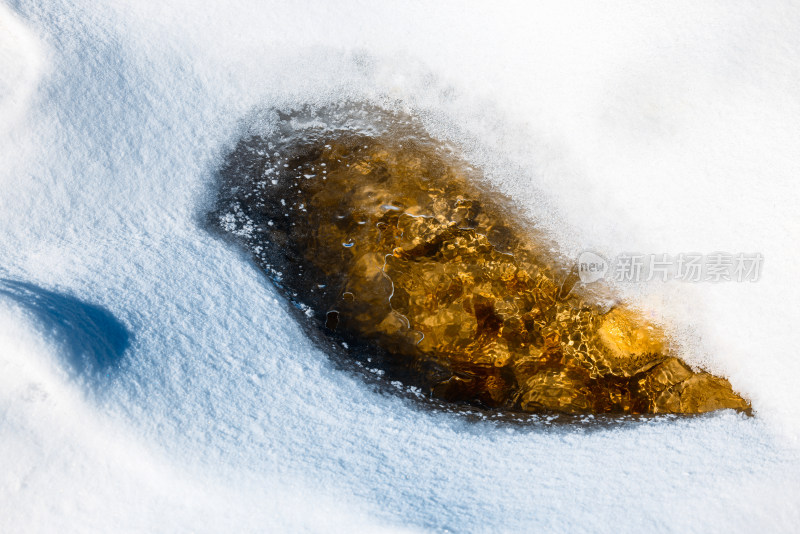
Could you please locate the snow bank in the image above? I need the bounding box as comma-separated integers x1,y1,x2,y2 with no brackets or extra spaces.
1,0,799,532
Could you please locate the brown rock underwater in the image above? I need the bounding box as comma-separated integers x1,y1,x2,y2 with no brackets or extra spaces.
212,105,750,415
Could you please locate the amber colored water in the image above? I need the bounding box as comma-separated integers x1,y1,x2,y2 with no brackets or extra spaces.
212,106,749,415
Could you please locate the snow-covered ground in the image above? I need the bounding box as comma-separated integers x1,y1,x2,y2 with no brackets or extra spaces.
1,1,799,532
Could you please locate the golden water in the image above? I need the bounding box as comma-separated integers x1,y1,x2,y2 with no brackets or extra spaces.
214,107,749,415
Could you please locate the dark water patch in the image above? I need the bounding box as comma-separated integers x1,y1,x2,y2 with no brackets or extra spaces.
206,102,749,417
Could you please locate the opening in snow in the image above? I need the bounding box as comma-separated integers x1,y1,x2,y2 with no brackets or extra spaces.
208,103,749,417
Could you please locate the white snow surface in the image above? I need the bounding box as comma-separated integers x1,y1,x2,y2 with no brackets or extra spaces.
2,1,800,532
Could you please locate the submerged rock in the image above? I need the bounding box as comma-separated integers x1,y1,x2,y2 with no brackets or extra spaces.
212,105,750,415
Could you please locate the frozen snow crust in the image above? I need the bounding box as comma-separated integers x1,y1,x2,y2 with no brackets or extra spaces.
2,1,800,532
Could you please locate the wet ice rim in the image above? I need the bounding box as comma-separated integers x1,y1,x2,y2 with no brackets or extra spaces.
205,101,747,425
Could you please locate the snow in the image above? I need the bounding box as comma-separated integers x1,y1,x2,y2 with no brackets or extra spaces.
1,0,800,532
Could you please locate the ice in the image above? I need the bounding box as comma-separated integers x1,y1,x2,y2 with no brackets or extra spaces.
1,1,800,532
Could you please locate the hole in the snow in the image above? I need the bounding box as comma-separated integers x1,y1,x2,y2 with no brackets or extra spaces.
209,103,749,416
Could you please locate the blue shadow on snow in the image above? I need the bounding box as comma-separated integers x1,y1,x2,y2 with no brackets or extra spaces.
0,279,131,378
